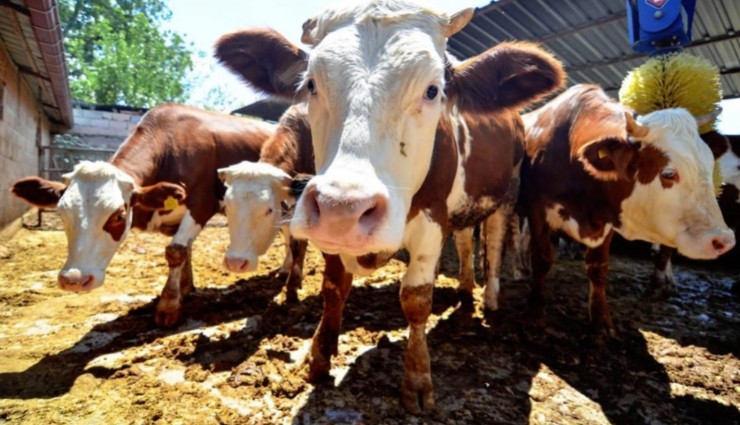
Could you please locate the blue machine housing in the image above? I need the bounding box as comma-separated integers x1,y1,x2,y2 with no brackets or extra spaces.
626,0,696,55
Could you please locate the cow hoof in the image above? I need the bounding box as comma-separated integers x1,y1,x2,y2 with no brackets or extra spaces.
647,277,676,300
401,378,435,415
155,299,182,328
305,350,331,384
285,289,299,304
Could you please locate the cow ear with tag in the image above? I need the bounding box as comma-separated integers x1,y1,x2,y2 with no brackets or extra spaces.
577,138,637,181
11,176,66,208
131,182,186,211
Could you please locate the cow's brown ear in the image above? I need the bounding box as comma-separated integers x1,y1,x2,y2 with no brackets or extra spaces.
577,139,637,181
131,182,186,211
215,28,308,99
11,176,66,208
448,41,565,112
700,130,730,159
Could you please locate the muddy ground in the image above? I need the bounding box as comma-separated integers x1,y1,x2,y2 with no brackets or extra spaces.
0,212,738,425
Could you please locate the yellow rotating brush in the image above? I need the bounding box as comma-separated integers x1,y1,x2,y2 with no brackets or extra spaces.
619,51,724,195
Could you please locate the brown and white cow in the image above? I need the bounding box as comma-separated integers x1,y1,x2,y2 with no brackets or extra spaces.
649,132,740,296
216,104,314,302
519,84,735,335
11,103,275,327
216,0,564,413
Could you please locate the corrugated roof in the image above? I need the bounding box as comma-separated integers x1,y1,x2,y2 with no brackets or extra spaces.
448,0,740,100
0,0,72,128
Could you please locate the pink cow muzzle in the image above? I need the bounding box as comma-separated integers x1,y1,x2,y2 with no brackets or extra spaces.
58,269,96,292
299,183,389,255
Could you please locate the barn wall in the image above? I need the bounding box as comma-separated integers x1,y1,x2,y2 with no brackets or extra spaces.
68,107,144,150
0,43,52,230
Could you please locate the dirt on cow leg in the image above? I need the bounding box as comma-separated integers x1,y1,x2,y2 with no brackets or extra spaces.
156,243,189,327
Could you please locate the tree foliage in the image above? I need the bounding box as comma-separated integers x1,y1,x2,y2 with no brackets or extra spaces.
60,0,194,107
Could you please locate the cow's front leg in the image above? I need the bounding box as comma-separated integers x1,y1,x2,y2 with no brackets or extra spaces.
453,227,475,307
156,212,202,327
284,231,307,303
482,206,511,311
585,231,616,337
649,244,676,298
306,254,352,382
527,210,553,320
400,215,444,414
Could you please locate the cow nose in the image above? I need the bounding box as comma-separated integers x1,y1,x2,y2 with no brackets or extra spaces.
58,270,95,292
223,256,250,273
304,185,388,236
709,231,735,256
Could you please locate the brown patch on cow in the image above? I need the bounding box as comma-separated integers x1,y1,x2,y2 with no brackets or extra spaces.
11,177,66,208
260,104,315,177
356,252,394,269
700,130,729,159
636,145,670,186
214,28,308,99
103,206,128,242
165,244,188,268
399,284,433,326
728,135,740,160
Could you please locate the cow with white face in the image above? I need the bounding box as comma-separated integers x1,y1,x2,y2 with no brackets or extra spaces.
12,103,275,327
218,162,291,272
216,0,564,412
519,84,735,334
13,162,185,291
217,104,315,302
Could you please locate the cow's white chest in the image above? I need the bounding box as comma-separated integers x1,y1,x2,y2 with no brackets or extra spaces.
146,205,187,232
445,113,470,213
545,203,612,248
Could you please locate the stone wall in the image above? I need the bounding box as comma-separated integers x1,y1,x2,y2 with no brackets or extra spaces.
0,43,52,229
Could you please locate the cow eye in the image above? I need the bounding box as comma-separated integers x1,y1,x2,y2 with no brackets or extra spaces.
660,168,679,181
424,85,439,101
307,79,317,95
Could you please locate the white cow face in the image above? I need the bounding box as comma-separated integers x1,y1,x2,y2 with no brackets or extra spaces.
583,109,735,259
288,2,472,256
12,161,185,292
218,162,292,273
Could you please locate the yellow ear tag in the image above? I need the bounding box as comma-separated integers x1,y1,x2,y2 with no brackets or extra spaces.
598,149,608,159
164,196,179,211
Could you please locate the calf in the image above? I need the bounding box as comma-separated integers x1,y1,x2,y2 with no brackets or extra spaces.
519,84,735,335
12,104,275,327
651,132,740,296
217,104,314,302
216,0,564,413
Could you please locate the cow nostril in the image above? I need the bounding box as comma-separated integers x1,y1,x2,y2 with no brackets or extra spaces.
361,205,376,218
712,238,726,251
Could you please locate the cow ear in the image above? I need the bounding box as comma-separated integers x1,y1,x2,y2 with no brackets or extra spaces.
215,28,308,99
131,182,186,211
700,130,729,159
11,176,66,208
217,168,232,186
577,139,637,181
443,8,474,37
447,41,564,112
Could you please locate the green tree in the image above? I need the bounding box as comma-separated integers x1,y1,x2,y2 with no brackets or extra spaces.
60,0,193,107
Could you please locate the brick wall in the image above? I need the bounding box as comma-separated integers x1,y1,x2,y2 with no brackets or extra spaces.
0,43,52,229
68,107,144,150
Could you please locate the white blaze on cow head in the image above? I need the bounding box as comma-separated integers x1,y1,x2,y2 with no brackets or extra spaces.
578,108,735,259
218,161,292,273
215,0,564,257
11,161,186,292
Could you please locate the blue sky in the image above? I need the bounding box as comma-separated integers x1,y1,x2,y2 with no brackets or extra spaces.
163,0,740,133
